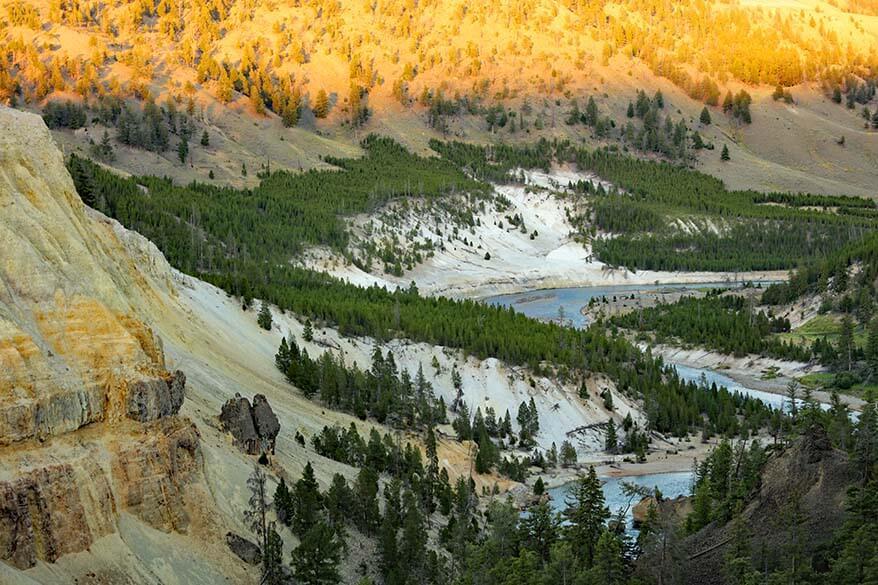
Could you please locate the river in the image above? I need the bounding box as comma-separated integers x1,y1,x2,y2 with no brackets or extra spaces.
483,281,783,527
546,471,693,532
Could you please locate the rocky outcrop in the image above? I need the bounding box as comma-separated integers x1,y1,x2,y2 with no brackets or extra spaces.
632,495,692,527
0,460,115,569
662,427,857,585
125,370,186,422
226,532,262,565
0,108,215,575
220,393,280,455
111,418,202,533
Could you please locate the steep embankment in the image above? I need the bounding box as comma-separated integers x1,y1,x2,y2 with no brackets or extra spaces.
671,429,856,585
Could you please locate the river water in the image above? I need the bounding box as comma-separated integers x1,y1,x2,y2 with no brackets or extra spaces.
546,471,694,530
483,282,782,526
486,282,745,329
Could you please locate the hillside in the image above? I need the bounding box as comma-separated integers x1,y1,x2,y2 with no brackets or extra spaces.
1,106,667,583
1,0,877,196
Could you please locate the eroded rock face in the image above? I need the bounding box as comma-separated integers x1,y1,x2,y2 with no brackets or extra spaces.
252,394,280,449
112,418,202,533
220,393,279,455
0,456,116,569
125,370,186,422
0,109,211,573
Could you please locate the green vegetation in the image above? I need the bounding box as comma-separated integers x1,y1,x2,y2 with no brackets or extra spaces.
71,139,775,442
611,291,810,361
430,139,878,272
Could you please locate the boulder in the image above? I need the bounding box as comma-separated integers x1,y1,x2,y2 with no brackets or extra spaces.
219,393,279,455
251,394,280,453
226,532,262,565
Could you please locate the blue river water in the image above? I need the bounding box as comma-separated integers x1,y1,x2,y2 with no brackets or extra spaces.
486,282,745,329
547,471,694,530
483,282,784,526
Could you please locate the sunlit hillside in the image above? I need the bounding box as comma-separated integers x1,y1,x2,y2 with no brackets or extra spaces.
2,0,876,116
1,0,876,196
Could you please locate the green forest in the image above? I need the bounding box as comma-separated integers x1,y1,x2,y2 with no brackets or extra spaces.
249,383,878,585
610,291,811,361
431,140,878,272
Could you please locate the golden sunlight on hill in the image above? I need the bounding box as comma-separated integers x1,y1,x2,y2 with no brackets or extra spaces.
1,0,876,124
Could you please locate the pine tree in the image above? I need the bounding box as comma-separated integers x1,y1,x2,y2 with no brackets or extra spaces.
654,90,665,109
722,90,734,113
291,520,344,585
244,465,278,582
354,466,380,534
258,302,272,330
303,319,314,342
867,317,878,377
721,144,730,161
700,106,712,125
590,530,626,584
217,71,233,103
534,476,546,495
838,315,855,372
324,473,353,530
605,419,618,453
274,477,294,526
563,466,609,567
200,129,210,146
313,89,330,118
292,462,323,536
521,501,560,561
585,96,599,127
399,490,428,582
560,440,577,467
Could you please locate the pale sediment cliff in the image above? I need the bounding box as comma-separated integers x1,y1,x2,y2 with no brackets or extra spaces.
0,107,215,576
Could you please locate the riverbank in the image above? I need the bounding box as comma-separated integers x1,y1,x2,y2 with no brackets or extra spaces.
534,435,715,490
652,344,866,411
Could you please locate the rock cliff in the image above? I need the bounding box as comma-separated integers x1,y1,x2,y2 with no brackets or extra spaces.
0,107,226,579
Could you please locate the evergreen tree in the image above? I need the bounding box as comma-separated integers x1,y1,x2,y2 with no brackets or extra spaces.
654,90,665,109
303,319,314,341
292,462,323,536
605,419,618,453
258,302,273,330
838,315,855,372
721,144,730,161
563,466,609,567
700,106,712,125
291,520,344,585
354,466,380,534
313,89,330,118
263,525,285,585
520,501,560,561
177,137,189,163
274,477,294,526
200,129,210,146
560,440,578,467
244,465,280,583
590,530,626,585
324,473,353,530
867,317,878,377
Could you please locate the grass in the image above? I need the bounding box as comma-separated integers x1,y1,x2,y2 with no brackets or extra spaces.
776,314,867,348
799,372,878,400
